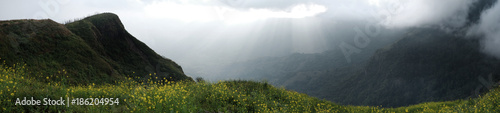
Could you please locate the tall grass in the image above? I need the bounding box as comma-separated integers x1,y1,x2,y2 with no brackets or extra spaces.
1,60,499,112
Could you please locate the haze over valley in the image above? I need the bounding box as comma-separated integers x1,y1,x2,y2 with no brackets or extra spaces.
2,0,500,109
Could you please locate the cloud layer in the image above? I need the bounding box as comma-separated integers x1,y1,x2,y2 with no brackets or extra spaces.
469,1,500,58
383,0,473,28
1,0,499,79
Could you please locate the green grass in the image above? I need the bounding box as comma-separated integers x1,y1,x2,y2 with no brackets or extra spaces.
64,13,191,82
1,62,500,112
0,14,192,86
0,19,118,85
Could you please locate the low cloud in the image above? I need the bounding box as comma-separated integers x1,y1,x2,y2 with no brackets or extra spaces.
469,1,500,58
1,0,499,78
143,1,327,23
380,0,473,28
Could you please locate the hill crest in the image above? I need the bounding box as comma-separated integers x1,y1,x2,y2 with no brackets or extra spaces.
0,13,192,84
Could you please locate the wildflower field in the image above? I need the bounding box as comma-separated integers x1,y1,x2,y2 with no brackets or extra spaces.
1,61,500,112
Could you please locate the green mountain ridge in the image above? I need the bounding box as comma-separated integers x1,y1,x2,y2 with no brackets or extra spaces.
0,13,192,84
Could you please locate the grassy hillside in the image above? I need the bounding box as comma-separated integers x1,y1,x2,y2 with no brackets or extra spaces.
65,13,190,82
1,62,500,112
0,19,117,84
0,13,192,85
2,12,499,112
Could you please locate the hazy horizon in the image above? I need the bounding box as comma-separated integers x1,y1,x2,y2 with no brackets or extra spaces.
2,0,499,81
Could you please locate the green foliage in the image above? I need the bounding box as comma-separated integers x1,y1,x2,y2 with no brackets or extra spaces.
0,13,192,86
65,13,190,82
0,62,344,112
195,77,205,83
1,62,500,112
0,19,114,85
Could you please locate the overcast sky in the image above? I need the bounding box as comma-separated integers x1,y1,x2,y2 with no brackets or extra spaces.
1,0,498,79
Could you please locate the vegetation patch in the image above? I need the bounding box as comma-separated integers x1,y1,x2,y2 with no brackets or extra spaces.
1,61,500,112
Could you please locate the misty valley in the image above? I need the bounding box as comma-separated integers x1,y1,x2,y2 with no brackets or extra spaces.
1,0,500,112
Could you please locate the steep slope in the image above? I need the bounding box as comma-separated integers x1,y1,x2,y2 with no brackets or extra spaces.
0,19,118,84
0,13,192,84
330,28,500,107
65,13,191,82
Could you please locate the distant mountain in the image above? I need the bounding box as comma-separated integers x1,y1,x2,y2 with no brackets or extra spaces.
330,28,500,107
217,0,500,107
0,13,192,84
221,27,500,107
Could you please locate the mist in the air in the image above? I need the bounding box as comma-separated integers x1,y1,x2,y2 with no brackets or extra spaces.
1,0,498,81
